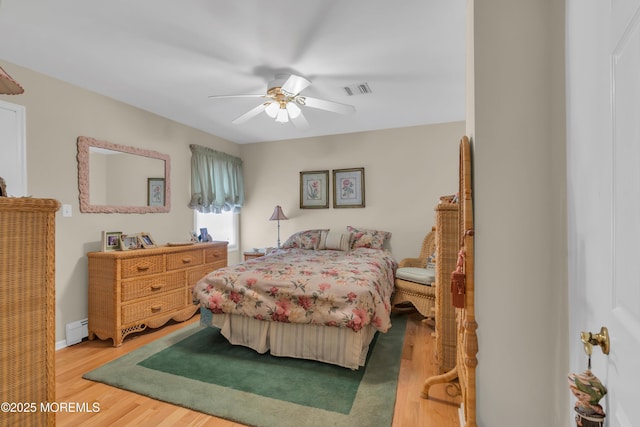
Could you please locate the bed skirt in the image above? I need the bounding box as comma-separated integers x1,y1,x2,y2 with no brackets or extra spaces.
199,309,377,370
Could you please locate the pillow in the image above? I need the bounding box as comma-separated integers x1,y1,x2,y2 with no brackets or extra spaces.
318,230,351,251
281,229,327,249
347,226,391,250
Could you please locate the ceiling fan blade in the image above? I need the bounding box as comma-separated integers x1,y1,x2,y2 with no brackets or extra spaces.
208,94,265,99
281,74,311,96
301,96,355,115
290,110,310,130
232,102,270,124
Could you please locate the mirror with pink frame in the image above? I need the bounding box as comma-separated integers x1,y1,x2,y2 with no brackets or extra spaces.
77,136,171,213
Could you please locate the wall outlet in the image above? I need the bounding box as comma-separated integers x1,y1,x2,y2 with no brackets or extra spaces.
62,204,72,217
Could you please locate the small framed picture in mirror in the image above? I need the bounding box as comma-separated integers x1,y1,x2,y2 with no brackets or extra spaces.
147,178,165,207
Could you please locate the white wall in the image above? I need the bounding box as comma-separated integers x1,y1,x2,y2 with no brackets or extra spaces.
239,122,465,262
469,1,568,425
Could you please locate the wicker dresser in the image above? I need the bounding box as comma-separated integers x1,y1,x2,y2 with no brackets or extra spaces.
434,202,459,374
88,241,227,346
1,197,60,427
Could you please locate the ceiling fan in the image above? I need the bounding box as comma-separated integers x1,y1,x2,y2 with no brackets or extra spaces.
208,74,355,129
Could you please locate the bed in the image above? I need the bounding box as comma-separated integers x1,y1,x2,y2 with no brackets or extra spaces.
192,227,397,369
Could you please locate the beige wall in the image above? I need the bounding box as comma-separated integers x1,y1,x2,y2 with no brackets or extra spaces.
239,122,465,262
469,1,568,425
0,60,239,344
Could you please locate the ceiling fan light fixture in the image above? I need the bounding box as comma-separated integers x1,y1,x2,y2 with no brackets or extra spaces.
286,102,301,119
265,102,279,118
275,108,289,123
210,73,354,128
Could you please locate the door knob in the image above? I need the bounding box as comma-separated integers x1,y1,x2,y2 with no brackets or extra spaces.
580,326,610,355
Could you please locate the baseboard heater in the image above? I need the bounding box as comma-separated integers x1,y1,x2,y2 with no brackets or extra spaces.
65,318,88,346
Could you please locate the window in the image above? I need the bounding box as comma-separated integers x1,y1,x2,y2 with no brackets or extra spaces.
189,144,244,213
194,210,238,250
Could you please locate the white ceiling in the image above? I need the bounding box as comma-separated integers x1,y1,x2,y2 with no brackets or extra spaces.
0,0,466,144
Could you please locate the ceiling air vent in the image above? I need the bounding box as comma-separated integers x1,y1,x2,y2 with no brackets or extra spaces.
343,82,372,96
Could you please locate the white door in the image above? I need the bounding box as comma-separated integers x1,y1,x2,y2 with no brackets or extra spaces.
0,100,26,196
567,1,640,426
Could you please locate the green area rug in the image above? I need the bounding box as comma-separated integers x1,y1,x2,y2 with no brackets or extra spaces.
83,314,407,427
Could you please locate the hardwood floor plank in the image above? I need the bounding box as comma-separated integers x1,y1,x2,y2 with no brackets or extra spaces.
56,312,459,426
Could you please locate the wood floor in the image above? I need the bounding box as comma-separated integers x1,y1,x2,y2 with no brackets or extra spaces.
55,312,460,427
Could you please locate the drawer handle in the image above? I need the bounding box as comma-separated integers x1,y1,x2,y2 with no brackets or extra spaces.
182,257,193,264
150,283,163,291
136,264,151,271
150,304,162,312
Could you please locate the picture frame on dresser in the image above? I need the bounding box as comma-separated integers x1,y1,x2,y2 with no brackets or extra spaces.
333,167,365,208
137,232,157,248
119,234,141,251
102,231,122,251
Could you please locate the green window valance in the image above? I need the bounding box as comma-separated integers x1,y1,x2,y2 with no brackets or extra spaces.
189,144,244,213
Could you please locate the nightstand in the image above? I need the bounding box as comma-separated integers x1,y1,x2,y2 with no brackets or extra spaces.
243,251,264,261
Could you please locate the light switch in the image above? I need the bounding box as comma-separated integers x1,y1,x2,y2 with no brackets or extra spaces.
62,204,72,217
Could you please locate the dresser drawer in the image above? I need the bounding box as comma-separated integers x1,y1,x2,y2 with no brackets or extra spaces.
205,246,227,264
187,266,210,287
167,249,204,271
121,290,185,325
121,255,164,278
121,271,184,302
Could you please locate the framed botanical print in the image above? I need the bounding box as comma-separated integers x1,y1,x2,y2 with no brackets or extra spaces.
300,170,329,209
333,168,365,208
147,178,165,207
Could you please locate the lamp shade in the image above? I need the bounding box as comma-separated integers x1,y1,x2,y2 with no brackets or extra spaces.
269,205,288,221
0,66,24,95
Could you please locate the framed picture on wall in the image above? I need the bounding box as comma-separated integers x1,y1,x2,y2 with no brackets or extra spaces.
300,170,329,209
333,168,365,208
147,178,165,207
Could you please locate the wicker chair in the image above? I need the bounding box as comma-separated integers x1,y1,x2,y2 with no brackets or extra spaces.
392,229,436,319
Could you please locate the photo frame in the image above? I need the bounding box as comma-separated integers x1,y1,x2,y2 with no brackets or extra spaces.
333,168,365,208
119,234,141,251
102,231,122,251
137,232,157,248
147,178,165,207
300,170,329,209
199,227,212,242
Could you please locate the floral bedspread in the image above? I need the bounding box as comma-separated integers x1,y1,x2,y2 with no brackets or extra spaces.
192,248,398,333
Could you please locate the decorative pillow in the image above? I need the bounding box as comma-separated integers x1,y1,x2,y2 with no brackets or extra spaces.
346,226,391,250
281,229,327,249
318,230,351,251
